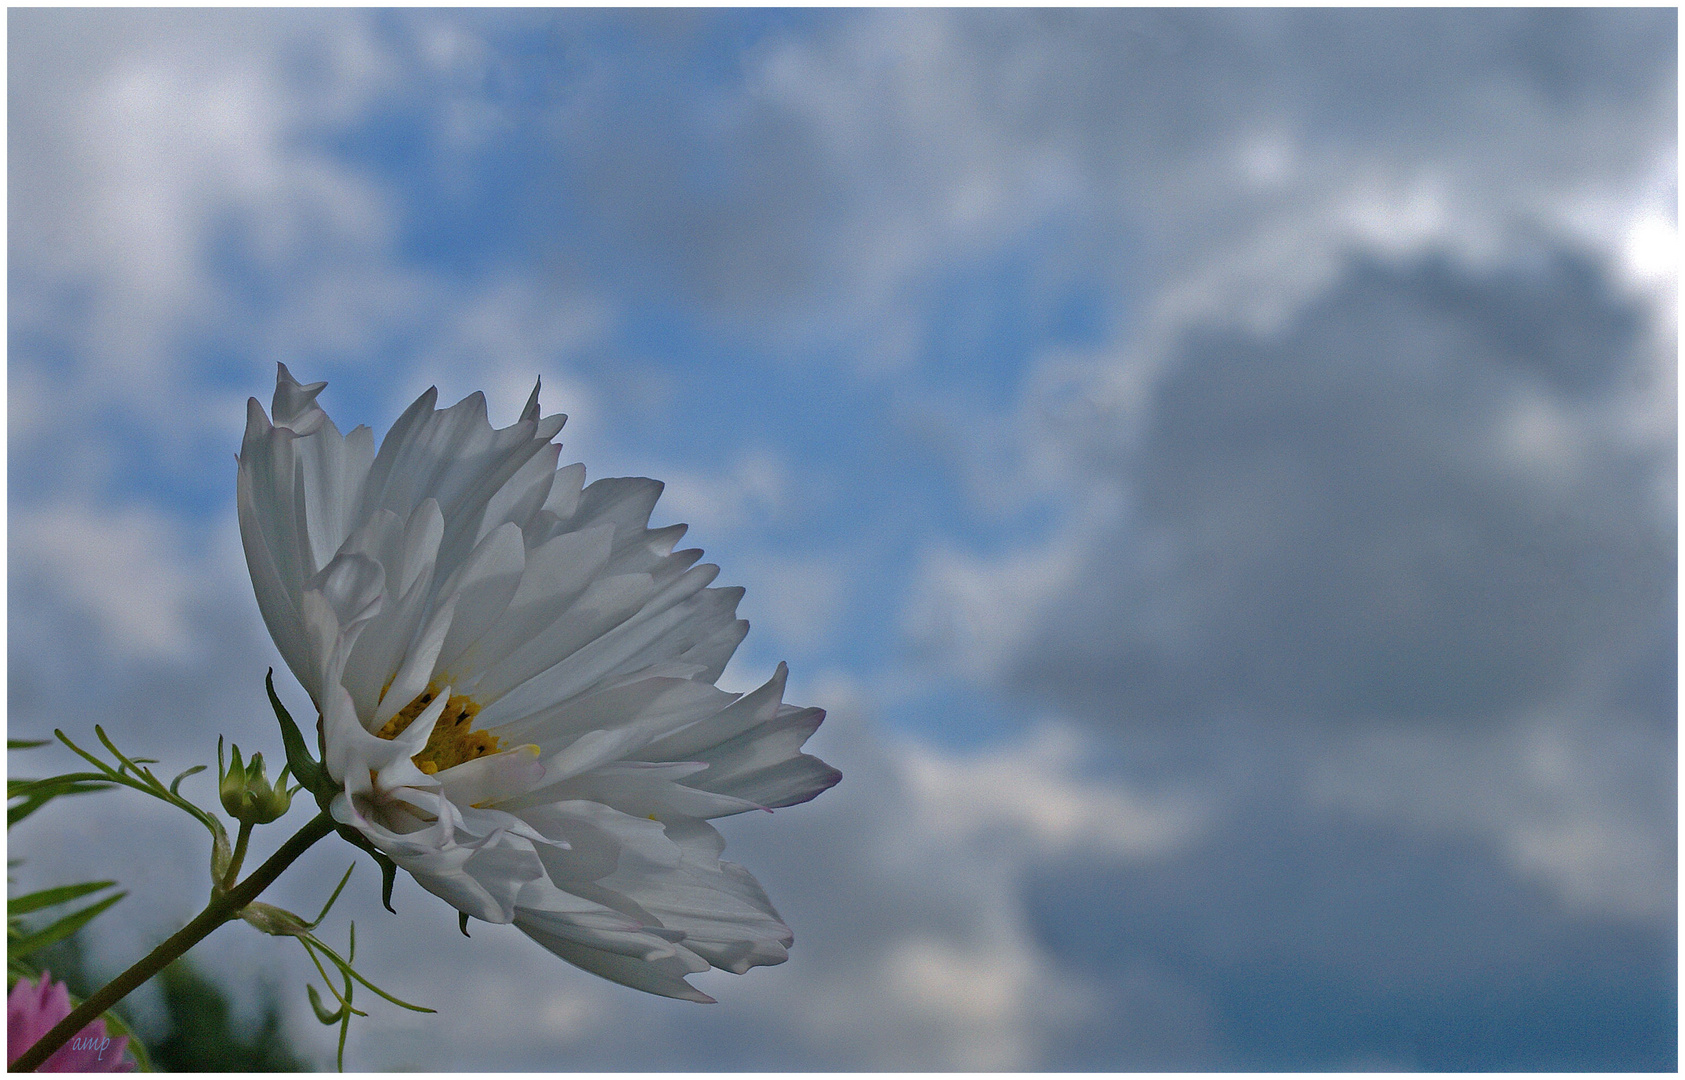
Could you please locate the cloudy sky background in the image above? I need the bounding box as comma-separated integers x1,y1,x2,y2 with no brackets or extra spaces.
8,8,1676,1070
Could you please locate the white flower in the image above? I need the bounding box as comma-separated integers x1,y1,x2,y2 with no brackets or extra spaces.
238,365,840,1001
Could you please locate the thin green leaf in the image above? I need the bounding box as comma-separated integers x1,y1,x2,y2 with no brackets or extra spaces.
296,939,367,1018
304,933,434,1013
307,864,357,929
168,765,207,797
7,739,50,750
9,773,115,798
9,891,126,955
54,730,121,777
11,797,61,829
90,729,170,798
94,726,138,773
8,880,118,916
307,983,347,1025
55,730,225,841
337,923,356,1072
8,782,113,828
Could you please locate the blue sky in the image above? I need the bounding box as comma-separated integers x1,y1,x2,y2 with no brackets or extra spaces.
9,9,1677,1070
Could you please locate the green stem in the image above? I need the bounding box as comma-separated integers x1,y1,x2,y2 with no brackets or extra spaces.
223,821,254,890
9,812,337,1073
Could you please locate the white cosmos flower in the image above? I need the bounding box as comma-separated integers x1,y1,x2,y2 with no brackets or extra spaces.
238,365,840,1001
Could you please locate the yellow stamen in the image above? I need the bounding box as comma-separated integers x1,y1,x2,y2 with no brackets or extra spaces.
375,684,501,775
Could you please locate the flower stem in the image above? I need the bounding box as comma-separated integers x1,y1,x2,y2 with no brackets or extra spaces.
223,821,254,890
9,811,337,1073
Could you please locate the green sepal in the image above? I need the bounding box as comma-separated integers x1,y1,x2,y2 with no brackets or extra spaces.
458,911,471,938
300,934,432,1014
377,855,397,915
265,669,334,807
332,823,400,914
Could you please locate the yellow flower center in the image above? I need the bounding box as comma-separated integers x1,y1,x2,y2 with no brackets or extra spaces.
374,685,501,775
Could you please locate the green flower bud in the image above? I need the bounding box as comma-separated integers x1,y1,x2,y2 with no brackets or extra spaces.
218,741,294,825
238,900,310,937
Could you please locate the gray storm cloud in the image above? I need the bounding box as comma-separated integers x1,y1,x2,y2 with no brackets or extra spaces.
1015,248,1672,731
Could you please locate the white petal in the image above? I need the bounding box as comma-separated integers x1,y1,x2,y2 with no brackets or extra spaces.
464,524,615,684
481,565,730,713
642,662,788,759
504,760,762,820
559,476,665,544
238,478,311,686
271,363,330,433
336,509,434,716
371,590,459,731
517,798,680,879
600,817,793,974
239,400,318,684
478,443,561,544
682,704,840,810
470,570,664,706
492,675,734,756
642,664,842,812
357,388,565,585
514,902,715,1003
300,552,384,688
541,462,587,521
388,826,540,924
436,745,545,809
434,522,526,676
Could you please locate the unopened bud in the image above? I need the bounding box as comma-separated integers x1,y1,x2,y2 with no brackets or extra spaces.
219,742,294,824
238,901,310,937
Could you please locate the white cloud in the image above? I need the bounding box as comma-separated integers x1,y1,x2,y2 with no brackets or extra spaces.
735,553,848,652
655,451,794,537
902,530,1084,682
688,675,1115,1070
10,504,203,663
408,277,613,420
902,724,1210,861
10,11,405,410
